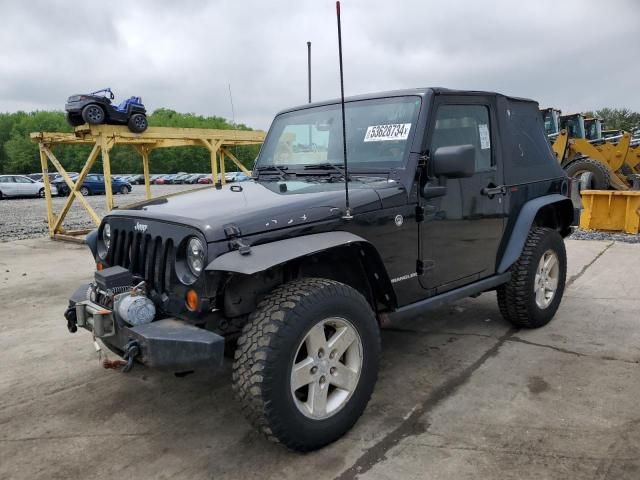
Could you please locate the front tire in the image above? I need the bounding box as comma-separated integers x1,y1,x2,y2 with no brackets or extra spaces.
232,278,380,451
497,227,567,328
119,185,130,194
38,188,45,198
81,104,105,125
80,186,90,196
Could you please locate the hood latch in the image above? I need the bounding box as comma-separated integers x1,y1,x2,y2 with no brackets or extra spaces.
223,223,252,256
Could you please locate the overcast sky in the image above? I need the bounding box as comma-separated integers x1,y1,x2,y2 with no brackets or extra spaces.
1,0,638,129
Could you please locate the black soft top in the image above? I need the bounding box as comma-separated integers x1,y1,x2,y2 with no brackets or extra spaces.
277,87,539,115
275,87,561,185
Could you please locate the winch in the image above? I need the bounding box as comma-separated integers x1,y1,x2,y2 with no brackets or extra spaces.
80,266,156,333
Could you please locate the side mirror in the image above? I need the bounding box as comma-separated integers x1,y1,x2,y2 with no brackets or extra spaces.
432,145,475,178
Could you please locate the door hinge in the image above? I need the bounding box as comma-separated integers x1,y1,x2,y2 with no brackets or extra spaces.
415,205,425,222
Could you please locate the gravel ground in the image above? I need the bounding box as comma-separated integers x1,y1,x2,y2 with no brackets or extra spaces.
569,228,640,243
1,186,638,243
0,184,204,241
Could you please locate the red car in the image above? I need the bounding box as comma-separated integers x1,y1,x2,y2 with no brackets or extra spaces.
197,176,213,184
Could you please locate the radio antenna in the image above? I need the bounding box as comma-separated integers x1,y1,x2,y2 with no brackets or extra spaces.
336,1,352,219
228,83,235,125
307,41,312,103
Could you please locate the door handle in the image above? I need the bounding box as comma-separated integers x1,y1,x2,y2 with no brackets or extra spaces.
481,184,506,198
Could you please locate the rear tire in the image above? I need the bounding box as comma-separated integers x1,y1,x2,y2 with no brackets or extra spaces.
564,158,610,190
497,227,566,328
81,104,105,125
128,113,148,133
232,278,380,451
80,186,90,196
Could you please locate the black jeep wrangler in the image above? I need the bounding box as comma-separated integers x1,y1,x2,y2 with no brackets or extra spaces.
65,88,575,451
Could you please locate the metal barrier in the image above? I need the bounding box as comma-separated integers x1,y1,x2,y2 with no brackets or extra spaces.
30,125,264,242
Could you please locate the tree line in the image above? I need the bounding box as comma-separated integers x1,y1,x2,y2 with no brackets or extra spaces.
1,106,638,176
582,108,640,134
0,108,262,175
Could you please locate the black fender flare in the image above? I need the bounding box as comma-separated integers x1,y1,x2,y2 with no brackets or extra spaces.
208,231,370,275
85,228,98,258
497,194,573,274
207,231,396,307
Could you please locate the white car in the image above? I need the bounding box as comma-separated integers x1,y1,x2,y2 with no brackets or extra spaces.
0,175,58,199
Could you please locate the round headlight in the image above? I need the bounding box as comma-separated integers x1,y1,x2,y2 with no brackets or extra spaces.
187,237,205,276
102,223,111,250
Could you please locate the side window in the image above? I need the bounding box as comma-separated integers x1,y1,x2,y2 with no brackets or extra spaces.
431,104,493,171
14,177,30,183
0,176,14,183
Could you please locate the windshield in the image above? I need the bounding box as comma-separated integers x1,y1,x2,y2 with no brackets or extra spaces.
256,96,421,171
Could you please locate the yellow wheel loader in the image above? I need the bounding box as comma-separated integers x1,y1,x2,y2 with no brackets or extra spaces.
541,108,636,190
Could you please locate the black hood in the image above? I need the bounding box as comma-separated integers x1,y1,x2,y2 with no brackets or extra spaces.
108,178,390,242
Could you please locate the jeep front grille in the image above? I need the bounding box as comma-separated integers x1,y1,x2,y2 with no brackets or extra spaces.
108,229,174,295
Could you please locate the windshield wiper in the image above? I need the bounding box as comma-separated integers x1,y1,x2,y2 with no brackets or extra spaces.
254,165,291,181
301,163,349,179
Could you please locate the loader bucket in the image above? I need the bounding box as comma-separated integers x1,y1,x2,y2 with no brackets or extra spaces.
580,190,640,234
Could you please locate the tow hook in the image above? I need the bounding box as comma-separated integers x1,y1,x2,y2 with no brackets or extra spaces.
64,305,78,333
121,341,141,373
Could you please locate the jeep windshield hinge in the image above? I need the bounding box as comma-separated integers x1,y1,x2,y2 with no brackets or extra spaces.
223,224,251,255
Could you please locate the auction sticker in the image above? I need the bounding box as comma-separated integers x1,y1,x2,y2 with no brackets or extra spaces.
364,123,412,142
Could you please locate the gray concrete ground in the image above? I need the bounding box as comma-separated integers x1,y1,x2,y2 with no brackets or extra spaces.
0,238,638,479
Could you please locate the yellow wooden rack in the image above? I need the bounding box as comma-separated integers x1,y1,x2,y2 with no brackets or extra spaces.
30,125,264,243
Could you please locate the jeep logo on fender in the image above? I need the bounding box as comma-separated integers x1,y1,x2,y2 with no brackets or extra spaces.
134,222,148,233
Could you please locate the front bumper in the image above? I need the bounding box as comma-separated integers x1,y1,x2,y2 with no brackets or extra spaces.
68,285,224,370
65,101,83,114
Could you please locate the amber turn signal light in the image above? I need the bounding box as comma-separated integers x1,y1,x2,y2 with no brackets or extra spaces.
96,262,104,271
186,289,199,311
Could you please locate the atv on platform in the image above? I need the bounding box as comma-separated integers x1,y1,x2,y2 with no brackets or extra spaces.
65,88,148,133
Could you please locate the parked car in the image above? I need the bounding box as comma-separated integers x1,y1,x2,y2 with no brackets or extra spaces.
184,174,206,184
29,173,59,182
169,173,193,184
0,175,58,199
197,175,216,184
154,175,175,185
225,171,249,182
53,173,132,196
128,174,145,185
